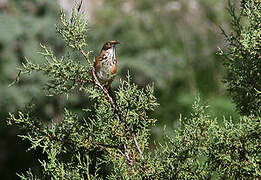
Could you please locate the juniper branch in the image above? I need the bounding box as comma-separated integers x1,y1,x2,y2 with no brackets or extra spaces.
78,46,145,164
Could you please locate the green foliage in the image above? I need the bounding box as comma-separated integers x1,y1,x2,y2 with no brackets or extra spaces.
9,6,159,179
57,8,88,49
208,116,261,178
0,1,67,179
21,44,91,96
219,0,261,116
7,1,261,179
155,98,261,179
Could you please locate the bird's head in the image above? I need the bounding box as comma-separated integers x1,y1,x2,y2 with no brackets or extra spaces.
102,40,120,50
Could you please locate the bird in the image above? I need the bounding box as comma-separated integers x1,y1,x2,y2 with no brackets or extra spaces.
94,40,120,90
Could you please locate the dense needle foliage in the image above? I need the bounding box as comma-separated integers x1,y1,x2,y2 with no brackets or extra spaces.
8,1,261,179
219,0,261,116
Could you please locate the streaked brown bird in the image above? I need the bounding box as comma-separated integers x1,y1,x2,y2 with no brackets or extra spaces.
94,40,120,89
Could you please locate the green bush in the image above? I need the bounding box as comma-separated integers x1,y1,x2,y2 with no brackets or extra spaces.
219,0,261,116
157,98,260,179
8,0,261,179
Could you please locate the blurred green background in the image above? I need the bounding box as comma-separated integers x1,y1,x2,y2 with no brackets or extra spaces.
0,0,239,179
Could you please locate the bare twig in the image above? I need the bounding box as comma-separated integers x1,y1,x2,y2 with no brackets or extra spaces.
132,133,144,160
124,144,133,166
78,45,91,64
8,70,22,87
77,0,83,12
125,112,144,160
92,68,120,113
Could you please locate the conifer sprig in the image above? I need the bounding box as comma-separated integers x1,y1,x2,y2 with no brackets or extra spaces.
218,0,261,116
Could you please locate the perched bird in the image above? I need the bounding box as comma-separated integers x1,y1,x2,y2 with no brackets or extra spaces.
94,40,120,89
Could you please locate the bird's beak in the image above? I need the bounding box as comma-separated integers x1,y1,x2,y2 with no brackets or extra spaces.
113,41,120,45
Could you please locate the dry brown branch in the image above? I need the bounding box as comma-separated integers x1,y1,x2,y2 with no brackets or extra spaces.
132,133,144,160
78,45,91,64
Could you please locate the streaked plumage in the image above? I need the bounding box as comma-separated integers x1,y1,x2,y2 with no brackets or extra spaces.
94,40,120,87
